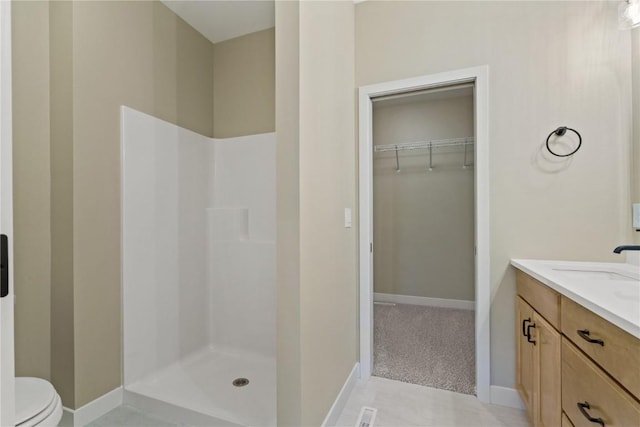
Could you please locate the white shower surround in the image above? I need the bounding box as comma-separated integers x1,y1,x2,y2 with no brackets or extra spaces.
121,107,275,426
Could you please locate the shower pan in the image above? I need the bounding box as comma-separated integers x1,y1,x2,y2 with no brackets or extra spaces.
121,107,276,426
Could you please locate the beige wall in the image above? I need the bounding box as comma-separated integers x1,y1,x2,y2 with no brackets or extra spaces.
373,95,474,300
276,0,356,425
11,0,52,382
633,27,639,244
299,0,356,422
71,1,213,407
275,1,301,424
356,1,632,388
49,0,76,406
12,0,215,408
213,28,275,138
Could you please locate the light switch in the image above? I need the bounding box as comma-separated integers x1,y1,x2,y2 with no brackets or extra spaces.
633,203,640,230
344,208,352,228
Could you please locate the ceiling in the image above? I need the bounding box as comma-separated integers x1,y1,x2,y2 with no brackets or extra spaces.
161,0,275,44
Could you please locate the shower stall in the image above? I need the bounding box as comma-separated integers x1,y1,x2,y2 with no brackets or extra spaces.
121,107,276,426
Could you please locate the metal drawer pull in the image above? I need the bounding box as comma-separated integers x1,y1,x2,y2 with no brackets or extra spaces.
577,329,605,346
526,323,536,345
577,402,605,426
522,318,531,337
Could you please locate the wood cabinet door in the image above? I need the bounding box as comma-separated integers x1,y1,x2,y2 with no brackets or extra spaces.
534,311,561,427
517,297,535,420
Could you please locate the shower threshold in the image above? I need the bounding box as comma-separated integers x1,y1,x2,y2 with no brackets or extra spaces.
124,346,276,426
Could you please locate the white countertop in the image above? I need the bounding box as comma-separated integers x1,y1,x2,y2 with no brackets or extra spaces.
511,259,640,339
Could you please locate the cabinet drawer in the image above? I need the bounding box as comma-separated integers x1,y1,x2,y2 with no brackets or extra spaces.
516,270,560,329
561,296,640,399
562,338,640,427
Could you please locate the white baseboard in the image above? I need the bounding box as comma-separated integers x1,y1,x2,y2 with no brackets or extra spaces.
374,293,475,310
321,362,360,427
62,386,123,426
490,385,524,410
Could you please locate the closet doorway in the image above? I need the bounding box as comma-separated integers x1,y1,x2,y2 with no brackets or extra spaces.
358,67,490,403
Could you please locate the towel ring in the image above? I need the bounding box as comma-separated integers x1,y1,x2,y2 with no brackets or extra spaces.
546,126,582,157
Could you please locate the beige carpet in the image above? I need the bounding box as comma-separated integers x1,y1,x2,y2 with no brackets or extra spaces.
373,302,476,395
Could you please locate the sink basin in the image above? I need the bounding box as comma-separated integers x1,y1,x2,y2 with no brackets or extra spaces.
553,268,639,282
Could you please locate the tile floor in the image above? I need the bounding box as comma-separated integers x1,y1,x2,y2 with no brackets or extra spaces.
83,377,530,427
86,406,181,427
335,376,530,427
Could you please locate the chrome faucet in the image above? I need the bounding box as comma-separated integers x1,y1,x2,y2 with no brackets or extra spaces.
613,245,640,254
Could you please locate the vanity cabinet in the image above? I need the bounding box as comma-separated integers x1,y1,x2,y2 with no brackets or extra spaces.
516,271,561,427
516,269,640,427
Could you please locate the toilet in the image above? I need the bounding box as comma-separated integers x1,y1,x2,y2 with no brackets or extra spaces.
14,378,63,427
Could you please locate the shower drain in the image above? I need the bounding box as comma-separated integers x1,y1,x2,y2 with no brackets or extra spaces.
232,378,250,387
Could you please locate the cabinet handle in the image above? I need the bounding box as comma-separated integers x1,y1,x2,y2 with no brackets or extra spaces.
577,402,605,426
577,329,605,346
522,318,531,337
526,323,536,345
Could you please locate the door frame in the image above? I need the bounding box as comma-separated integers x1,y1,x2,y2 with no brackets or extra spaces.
0,0,15,424
358,66,490,403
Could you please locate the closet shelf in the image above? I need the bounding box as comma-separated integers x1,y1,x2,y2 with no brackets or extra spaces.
373,137,474,153
374,137,475,171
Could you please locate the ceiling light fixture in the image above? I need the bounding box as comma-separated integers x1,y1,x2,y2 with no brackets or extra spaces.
619,0,640,29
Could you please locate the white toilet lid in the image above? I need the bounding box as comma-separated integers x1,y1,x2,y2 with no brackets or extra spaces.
15,377,57,426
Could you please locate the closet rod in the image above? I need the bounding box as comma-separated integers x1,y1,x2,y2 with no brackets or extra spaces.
374,137,474,153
